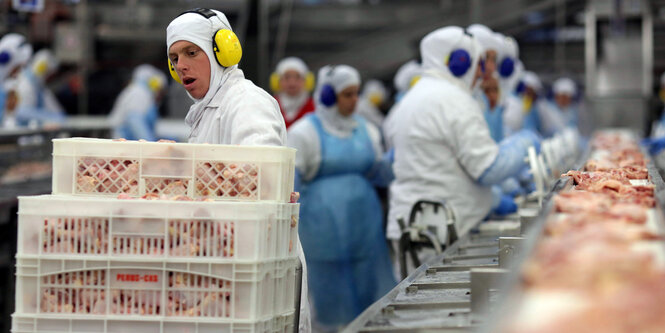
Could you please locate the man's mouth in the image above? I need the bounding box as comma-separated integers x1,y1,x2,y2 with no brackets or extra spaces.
183,77,196,87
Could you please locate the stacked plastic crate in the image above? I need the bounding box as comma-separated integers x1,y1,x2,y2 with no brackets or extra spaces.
12,138,300,333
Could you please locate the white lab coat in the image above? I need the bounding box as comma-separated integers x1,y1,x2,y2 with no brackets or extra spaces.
537,101,576,137
108,82,153,137
354,98,385,135
187,68,287,146
15,71,64,115
387,71,499,240
502,93,524,135
184,67,309,332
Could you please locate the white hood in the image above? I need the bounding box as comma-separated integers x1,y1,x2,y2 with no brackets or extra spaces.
166,9,238,128
420,26,482,91
393,59,422,93
0,33,32,82
314,64,361,137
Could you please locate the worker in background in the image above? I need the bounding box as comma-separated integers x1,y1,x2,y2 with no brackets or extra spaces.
467,24,500,82
387,26,540,266
384,59,421,149
108,64,166,141
504,71,543,134
0,33,32,128
15,49,66,127
166,8,310,332
495,33,525,137
481,76,503,143
539,77,578,137
650,72,665,138
355,79,388,129
288,64,395,330
271,56,315,128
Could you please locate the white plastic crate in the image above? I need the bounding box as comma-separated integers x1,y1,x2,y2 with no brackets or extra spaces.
13,257,298,323
52,138,296,202
12,312,295,333
18,195,300,261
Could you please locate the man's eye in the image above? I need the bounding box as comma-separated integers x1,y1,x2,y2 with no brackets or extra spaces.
170,57,178,64
188,50,197,56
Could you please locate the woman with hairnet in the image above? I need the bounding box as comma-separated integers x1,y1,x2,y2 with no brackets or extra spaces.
384,59,421,149
288,64,395,330
166,8,311,332
0,33,32,128
387,26,539,270
539,77,579,137
108,64,166,141
355,79,388,129
15,49,67,127
271,56,315,128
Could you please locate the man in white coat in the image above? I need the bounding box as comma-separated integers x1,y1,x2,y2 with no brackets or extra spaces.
387,26,539,256
166,8,310,332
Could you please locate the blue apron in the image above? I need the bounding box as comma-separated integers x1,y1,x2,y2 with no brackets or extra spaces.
299,113,396,327
482,95,504,143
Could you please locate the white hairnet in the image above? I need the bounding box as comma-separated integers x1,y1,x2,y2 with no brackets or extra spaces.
420,26,482,89
393,60,421,92
318,64,361,94
362,79,387,102
467,24,502,54
276,57,308,77
522,71,542,92
496,33,519,60
166,9,234,103
553,77,576,96
0,33,33,82
30,49,58,82
132,64,167,93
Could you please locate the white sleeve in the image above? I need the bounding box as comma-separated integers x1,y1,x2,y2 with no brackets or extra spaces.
230,88,287,147
503,96,523,134
287,119,321,182
447,97,499,180
365,120,384,161
42,89,64,114
16,75,37,109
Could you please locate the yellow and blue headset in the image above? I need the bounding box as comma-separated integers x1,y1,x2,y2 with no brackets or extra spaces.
445,29,475,77
319,66,338,107
498,56,515,78
270,70,315,93
168,8,242,84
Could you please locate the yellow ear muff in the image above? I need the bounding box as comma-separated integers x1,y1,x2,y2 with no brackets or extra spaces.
148,76,163,93
659,88,665,103
409,75,421,89
34,60,48,77
305,72,315,92
212,29,242,67
523,95,533,113
168,59,181,84
369,93,383,107
270,72,280,92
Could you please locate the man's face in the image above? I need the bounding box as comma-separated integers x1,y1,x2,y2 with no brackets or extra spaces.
279,70,305,97
336,85,359,117
483,50,497,80
482,78,499,109
555,93,572,109
168,41,211,99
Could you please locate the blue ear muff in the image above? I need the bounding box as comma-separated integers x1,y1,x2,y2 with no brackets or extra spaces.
0,51,11,65
499,57,515,78
447,49,472,77
319,84,337,107
515,80,526,94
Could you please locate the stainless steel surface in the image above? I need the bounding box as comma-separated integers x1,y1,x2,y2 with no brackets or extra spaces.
498,237,525,269
469,268,509,318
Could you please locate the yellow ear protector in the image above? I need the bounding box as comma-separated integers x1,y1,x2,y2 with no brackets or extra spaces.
148,76,163,93
269,70,315,92
34,60,48,76
409,75,421,89
168,8,242,83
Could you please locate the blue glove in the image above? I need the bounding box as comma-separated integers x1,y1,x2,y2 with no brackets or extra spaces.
494,195,518,215
386,148,395,163
500,178,523,197
478,130,541,186
642,137,665,156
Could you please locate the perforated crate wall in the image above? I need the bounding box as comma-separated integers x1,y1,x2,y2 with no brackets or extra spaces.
19,195,300,262
52,138,295,202
14,257,298,322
